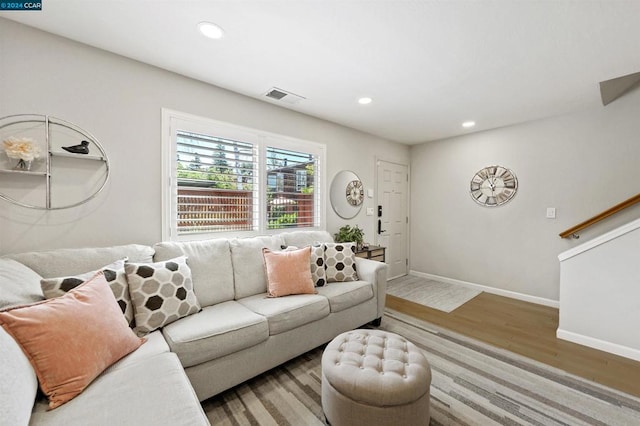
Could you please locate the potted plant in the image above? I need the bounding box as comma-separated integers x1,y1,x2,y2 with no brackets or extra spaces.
333,224,365,249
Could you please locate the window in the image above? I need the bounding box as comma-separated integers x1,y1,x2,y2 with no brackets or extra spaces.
175,131,256,234
266,147,316,230
162,109,325,240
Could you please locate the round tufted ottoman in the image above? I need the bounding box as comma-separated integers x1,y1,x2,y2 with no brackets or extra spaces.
321,329,431,426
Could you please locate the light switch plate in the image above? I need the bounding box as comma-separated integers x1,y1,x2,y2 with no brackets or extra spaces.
366,207,374,216
367,189,374,198
546,207,556,219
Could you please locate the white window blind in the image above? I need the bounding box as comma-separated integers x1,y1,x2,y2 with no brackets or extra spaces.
176,131,257,234
266,146,317,229
162,109,325,240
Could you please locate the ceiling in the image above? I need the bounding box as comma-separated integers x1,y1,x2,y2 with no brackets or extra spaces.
3,1,640,144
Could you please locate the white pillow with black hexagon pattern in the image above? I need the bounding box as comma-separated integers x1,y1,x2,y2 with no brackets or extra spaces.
125,256,201,336
40,258,135,328
324,243,358,283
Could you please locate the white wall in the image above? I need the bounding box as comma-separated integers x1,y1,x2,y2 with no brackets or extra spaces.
557,218,640,361
0,19,409,255
410,87,640,302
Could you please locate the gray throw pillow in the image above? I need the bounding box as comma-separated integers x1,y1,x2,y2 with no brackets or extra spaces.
324,243,358,283
125,256,201,336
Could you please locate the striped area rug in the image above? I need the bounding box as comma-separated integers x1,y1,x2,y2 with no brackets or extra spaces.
387,275,482,313
201,310,640,425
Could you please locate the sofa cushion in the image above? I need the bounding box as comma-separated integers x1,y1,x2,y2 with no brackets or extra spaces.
153,238,234,307
0,257,44,309
162,301,269,368
0,325,38,426
28,353,209,426
316,280,374,313
230,235,285,299
105,330,169,374
280,230,334,247
0,272,144,409
263,247,316,297
324,242,359,282
126,256,201,336
5,244,154,278
238,293,330,335
40,258,135,328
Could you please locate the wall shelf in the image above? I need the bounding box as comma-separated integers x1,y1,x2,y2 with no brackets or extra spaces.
0,114,110,210
50,151,106,162
0,169,48,177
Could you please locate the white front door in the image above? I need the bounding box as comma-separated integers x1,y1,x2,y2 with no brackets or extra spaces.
376,160,408,279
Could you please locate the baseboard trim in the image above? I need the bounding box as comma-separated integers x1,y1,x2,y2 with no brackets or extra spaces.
408,271,560,309
556,328,640,362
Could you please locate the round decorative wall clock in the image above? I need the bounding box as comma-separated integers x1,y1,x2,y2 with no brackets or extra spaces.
330,170,364,219
345,179,364,206
470,165,518,207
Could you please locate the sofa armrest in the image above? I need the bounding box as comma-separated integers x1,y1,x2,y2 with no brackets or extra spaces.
355,257,387,319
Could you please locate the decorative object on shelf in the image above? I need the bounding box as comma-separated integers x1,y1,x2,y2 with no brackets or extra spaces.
330,170,364,219
333,224,365,249
470,165,518,207
0,114,110,210
15,159,32,171
62,140,90,155
3,136,41,171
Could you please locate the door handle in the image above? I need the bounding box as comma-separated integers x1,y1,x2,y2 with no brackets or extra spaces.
378,219,387,234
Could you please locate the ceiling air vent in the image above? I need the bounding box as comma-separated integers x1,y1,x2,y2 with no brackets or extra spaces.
264,87,306,105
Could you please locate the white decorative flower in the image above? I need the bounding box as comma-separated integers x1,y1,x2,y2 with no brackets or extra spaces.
3,137,41,161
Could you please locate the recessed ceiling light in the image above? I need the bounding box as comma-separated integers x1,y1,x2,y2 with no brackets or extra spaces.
462,121,476,128
358,97,373,105
198,22,224,39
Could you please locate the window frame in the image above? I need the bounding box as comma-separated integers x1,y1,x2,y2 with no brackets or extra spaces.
161,108,326,241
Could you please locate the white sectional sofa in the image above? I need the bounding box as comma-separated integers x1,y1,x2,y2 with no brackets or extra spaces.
0,230,387,425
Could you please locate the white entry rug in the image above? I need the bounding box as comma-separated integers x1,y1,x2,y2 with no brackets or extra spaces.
387,275,481,312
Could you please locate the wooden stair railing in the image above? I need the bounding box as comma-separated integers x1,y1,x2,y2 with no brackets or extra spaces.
559,193,640,239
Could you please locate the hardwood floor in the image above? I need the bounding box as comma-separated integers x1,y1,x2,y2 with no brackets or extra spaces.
386,291,640,398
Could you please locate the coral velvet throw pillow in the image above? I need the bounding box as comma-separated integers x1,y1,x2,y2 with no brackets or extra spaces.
263,247,316,297
0,272,145,410
40,258,136,328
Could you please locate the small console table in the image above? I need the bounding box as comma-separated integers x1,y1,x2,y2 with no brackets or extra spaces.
355,245,386,263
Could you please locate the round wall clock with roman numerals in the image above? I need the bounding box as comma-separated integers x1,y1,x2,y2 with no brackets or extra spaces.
345,179,364,206
470,165,518,207
330,170,364,219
